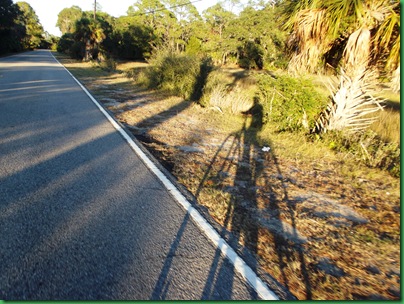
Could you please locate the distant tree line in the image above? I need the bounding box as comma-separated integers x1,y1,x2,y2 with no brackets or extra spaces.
56,0,399,77
56,0,287,69
0,0,56,55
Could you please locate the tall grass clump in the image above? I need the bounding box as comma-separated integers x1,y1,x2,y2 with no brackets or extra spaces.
255,73,328,132
199,71,256,114
135,50,213,100
97,58,117,72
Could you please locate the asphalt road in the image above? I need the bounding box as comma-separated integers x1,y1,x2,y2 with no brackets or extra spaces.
0,50,265,300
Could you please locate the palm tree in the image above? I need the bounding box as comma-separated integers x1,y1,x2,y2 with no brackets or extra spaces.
283,0,400,77
281,0,399,133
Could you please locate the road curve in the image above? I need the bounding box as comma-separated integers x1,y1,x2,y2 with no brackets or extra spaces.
0,50,272,300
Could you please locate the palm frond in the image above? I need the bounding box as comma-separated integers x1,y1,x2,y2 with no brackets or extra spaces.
326,0,366,37
313,68,384,134
373,3,400,71
287,8,331,74
342,27,371,73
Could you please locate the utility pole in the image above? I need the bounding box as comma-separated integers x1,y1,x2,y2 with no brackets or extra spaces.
93,0,96,20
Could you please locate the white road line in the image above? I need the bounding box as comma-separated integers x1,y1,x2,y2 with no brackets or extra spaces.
50,51,279,300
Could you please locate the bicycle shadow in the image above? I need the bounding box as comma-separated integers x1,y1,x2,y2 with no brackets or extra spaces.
192,101,312,299
111,65,311,299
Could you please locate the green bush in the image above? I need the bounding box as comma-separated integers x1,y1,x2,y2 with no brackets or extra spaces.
69,41,85,60
137,50,213,100
238,41,264,69
57,33,74,54
322,130,400,177
185,36,202,56
255,73,328,132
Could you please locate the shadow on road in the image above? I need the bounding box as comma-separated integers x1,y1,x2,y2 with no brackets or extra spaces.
1,51,261,300
151,213,190,300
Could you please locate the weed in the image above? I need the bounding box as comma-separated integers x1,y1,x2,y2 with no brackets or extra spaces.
322,130,400,177
206,84,255,114
255,73,328,132
199,69,257,113
370,109,400,144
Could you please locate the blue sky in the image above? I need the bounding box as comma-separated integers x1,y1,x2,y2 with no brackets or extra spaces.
13,0,228,36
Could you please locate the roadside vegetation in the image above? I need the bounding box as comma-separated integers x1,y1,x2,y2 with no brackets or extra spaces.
2,0,400,300
51,0,400,178
0,0,58,54
53,49,400,300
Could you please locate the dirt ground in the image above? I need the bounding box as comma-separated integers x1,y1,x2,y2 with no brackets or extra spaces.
62,60,400,300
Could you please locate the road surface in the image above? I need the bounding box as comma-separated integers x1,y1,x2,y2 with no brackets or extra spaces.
0,50,270,300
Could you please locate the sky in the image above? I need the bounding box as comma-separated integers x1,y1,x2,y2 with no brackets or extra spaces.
12,0,222,37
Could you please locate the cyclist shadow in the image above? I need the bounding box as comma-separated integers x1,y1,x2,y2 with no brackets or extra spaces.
194,101,311,300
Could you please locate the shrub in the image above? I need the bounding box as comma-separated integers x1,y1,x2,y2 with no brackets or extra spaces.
238,41,264,69
136,50,213,100
69,41,85,60
185,36,202,56
57,33,74,54
255,73,328,132
323,130,400,177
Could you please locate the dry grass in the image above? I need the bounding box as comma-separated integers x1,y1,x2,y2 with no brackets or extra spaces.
371,89,401,144
371,109,400,144
55,53,400,300
207,84,254,114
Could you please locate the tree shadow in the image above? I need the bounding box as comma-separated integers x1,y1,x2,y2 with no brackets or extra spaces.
190,57,214,102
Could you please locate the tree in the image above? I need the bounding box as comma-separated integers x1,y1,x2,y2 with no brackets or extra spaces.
227,4,287,69
73,13,112,60
56,6,83,35
162,0,200,22
0,0,18,28
162,0,202,52
15,1,44,49
127,0,177,50
111,16,155,59
0,0,26,53
283,0,400,77
202,3,236,64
